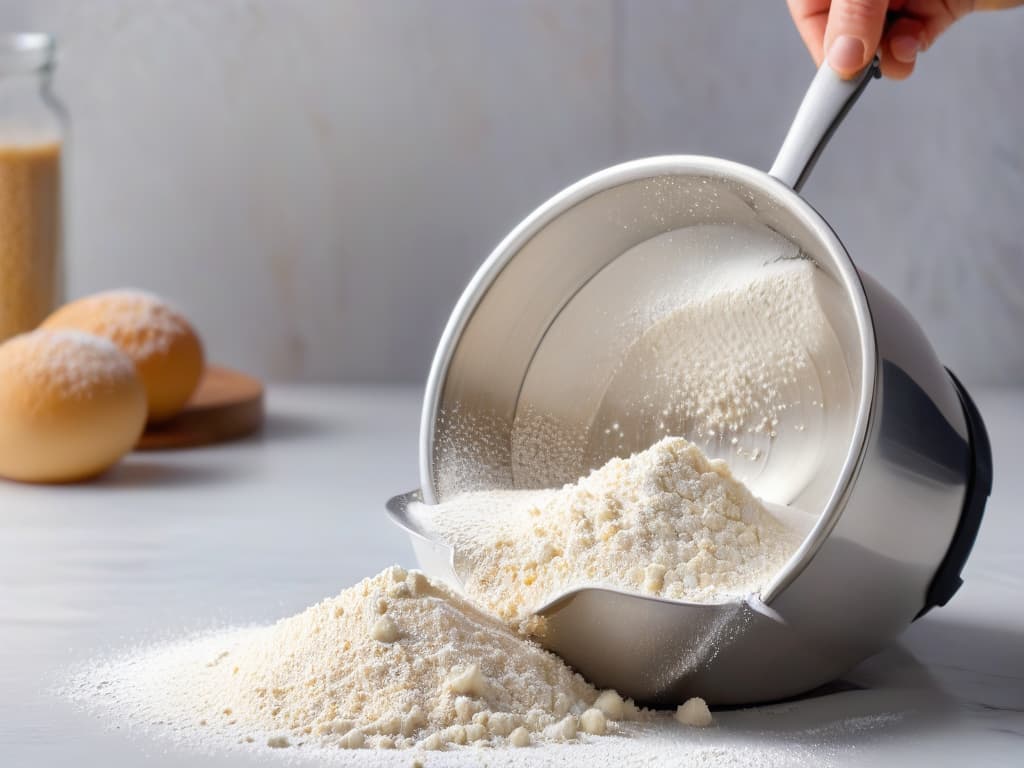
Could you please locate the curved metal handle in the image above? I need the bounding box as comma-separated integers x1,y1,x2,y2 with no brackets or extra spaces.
769,58,880,192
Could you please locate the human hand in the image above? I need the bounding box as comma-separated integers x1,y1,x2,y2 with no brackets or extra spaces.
787,0,1024,80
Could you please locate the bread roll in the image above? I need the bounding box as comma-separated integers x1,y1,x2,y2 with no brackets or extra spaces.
0,330,146,483
42,289,204,422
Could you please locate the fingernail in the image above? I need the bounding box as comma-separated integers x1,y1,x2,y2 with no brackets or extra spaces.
890,34,919,64
827,35,866,73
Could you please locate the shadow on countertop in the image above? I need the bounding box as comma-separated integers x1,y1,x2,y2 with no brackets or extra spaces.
700,616,1024,752
94,459,245,489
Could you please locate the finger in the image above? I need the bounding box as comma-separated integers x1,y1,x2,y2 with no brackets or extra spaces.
787,0,829,65
879,40,915,80
823,0,889,78
880,16,923,79
976,0,1024,9
918,0,975,52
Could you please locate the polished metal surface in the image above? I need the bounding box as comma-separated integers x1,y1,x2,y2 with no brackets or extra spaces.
768,56,880,191
392,62,982,706
386,489,461,588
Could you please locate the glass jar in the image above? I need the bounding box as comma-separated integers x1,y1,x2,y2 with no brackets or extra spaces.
0,33,65,342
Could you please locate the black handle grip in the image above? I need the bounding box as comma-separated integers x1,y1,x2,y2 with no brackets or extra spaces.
915,370,992,619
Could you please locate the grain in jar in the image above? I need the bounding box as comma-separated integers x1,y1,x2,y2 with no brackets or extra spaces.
0,34,65,341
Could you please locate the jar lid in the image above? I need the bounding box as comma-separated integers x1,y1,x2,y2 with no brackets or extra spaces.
0,34,55,75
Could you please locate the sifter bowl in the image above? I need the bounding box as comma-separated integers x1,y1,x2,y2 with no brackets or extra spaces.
387,61,992,706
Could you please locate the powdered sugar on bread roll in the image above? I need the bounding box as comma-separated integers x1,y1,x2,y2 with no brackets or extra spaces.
0,330,146,482
42,290,204,422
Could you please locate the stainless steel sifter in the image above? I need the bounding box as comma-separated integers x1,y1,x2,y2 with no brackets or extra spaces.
386,60,991,707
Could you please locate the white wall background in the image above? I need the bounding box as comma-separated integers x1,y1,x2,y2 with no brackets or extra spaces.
1,0,1021,385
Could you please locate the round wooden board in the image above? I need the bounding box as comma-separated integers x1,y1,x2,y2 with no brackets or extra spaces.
135,365,265,450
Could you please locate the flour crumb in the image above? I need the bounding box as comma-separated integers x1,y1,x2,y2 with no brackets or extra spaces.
580,708,607,735
445,663,486,697
338,727,365,748
544,714,578,740
594,689,626,719
508,726,532,747
675,697,713,727
370,615,400,643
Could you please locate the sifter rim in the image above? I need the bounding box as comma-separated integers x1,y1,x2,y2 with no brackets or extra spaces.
418,154,878,604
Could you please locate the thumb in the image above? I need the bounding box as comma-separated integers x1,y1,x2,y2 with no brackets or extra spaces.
824,0,888,78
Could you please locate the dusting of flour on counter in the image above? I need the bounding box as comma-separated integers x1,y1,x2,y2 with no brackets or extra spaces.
423,436,802,621
70,567,645,753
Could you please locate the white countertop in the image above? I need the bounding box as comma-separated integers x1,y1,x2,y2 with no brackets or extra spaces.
1,386,1021,767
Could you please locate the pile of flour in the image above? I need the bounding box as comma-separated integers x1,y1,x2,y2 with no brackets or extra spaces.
71,566,666,752
423,436,802,621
